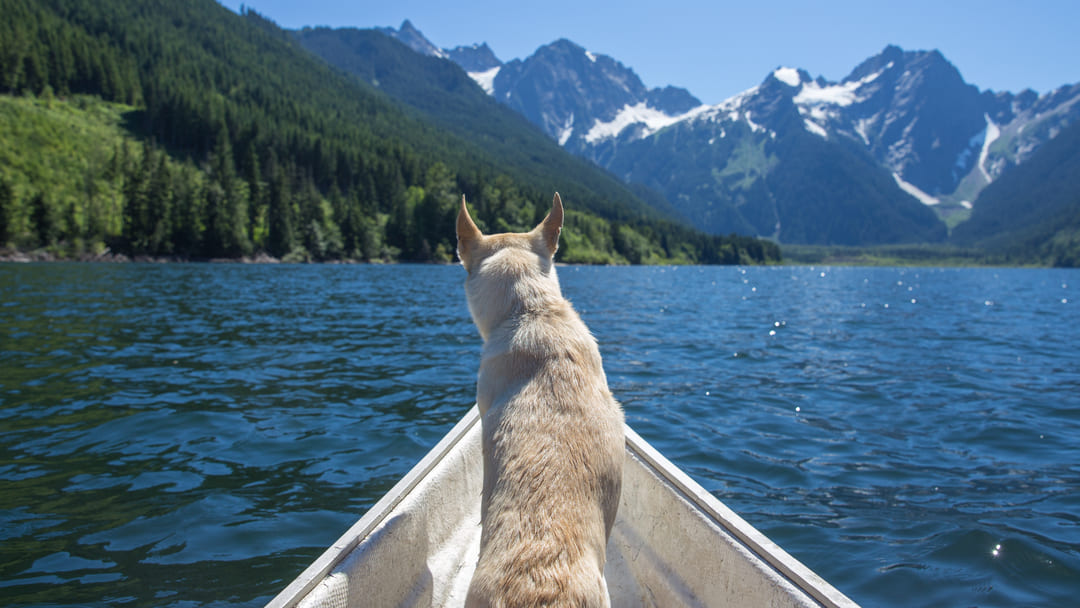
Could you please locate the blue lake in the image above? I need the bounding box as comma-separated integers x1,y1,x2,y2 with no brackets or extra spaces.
1,262,1078,607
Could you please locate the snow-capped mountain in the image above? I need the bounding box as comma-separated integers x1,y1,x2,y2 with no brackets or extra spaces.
376,20,447,59
378,22,700,151
376,21,1080,245
445,43,501,77
588,45,1080,217
489,39,702,153
768,46,1079,209
529,43,1080,239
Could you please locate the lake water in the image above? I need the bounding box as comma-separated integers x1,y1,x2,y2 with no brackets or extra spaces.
1,262,1078,607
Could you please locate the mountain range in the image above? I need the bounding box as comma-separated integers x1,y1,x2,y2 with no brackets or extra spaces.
8,2,1069,264
0,1,777,265
372,21,1080,255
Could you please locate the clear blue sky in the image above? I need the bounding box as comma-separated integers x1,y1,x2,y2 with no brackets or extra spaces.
219,0,1078,104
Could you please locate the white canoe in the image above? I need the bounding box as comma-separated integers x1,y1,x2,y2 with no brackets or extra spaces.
266,406,860,608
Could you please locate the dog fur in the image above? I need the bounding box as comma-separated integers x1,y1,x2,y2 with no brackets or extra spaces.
457,193,624,608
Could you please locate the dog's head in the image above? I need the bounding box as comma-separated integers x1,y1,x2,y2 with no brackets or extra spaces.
457,193,564,340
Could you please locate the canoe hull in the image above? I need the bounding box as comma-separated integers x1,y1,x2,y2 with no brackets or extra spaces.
267,407,858,608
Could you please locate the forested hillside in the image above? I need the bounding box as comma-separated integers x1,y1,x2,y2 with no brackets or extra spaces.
0,0,779,265
950,119,1080,266
293,27,675,225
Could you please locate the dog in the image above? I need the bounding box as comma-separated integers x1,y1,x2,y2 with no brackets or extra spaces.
457,193,624,608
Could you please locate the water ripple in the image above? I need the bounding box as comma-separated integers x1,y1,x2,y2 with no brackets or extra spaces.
2,263,1079,607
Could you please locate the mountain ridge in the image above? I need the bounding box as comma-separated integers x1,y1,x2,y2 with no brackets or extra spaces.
286,23,782,264
375,20,1079,253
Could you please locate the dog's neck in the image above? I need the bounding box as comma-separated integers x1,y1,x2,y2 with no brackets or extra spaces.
466,254,563,343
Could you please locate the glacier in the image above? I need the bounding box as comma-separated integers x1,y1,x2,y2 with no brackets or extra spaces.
773,67,802,87
468,66,500,96
892,173,940,206
584,102,707,144
978,113,1001,182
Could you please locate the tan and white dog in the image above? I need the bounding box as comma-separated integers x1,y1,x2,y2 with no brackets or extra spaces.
457,193,625,608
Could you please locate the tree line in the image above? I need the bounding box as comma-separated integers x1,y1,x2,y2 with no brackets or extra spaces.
0,0,780,264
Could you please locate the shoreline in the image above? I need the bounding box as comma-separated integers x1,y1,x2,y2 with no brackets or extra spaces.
0,247,419,265
0,246,1062,268
0,249,287,265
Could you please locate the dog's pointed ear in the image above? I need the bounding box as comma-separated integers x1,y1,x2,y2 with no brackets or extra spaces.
457,195,482,262
538,192,563,256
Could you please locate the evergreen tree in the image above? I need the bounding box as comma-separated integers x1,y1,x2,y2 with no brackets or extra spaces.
266,160,294,258
29,192,56,247
146,153,173,254
121,143,151,253
297,179,326,260
329,185,358,259
0,178,12,245
170,161,203,257
354,175,381,260
81,161,105,243
241,139,265,247
386,186,415,258
203,126,251,257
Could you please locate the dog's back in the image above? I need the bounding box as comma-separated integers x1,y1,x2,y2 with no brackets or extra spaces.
458,194,624,607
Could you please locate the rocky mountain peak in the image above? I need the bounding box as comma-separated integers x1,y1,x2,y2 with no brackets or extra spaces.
844,44,905,83
768,67,811,89
483,38,701,152
378,19,446,58
446,42,501,73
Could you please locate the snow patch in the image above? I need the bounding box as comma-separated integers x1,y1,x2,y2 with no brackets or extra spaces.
793,68,886,108
893,173,939,206
773,67,801,87
585,50,597,63
806,106,831,122
854,117,874,145
584,102,708,143
978,113,1000,182
795,80,860,106
705,85,760,118
803,119,827,138
745,113,764,133
557,112,575,146
468,66,500,96
686,85,787,136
